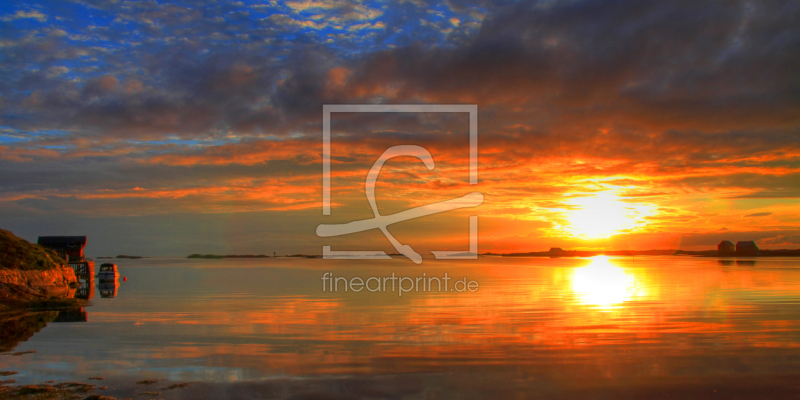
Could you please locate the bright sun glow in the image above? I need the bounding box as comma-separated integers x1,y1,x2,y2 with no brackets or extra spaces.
563,192,653,239
571,256,644,308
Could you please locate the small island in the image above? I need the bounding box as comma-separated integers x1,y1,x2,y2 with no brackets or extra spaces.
188,254,272,259
187,253,322,259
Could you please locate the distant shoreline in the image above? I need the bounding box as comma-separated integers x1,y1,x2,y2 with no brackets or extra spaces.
188,254,271,259
187,254,321,259
97,255,148,260
499,249,800,258
182,249,800,259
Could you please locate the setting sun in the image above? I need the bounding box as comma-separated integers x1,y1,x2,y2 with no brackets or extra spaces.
562,193,653,239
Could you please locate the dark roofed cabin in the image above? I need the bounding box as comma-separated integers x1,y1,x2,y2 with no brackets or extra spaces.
718,240,735,255
736,240,759,256
38,236,87,262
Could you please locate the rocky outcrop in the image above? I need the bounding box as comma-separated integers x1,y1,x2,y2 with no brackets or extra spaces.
0,267,77,299
0,228,80,311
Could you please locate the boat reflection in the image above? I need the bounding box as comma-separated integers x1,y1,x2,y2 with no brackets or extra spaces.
571,255,645,309
97,280,120,298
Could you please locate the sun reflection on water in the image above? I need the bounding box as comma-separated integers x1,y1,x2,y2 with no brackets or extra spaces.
571,256,644,309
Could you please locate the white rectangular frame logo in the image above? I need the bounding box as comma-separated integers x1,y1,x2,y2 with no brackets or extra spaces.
321,104,479,262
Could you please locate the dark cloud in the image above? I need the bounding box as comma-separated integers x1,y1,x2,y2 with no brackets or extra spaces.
338,0,800,125
4,0,799,143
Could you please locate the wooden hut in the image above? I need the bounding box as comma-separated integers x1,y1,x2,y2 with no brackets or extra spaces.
717,241,735,255
549,247,565,257
37,236,94,279
37,236,87,261
736,241,759,256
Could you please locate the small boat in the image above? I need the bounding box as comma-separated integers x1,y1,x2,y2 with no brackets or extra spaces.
97,280,119,298
97,263,120,281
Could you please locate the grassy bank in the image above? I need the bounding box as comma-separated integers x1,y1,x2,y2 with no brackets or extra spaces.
0,229,66,272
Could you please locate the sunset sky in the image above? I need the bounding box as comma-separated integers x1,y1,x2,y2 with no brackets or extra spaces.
1,0,798,256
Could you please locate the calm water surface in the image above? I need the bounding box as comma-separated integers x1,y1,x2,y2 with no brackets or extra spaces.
3,256,800,398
